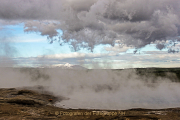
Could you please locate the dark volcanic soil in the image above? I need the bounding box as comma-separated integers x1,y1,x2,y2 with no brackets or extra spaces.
0,88,180,120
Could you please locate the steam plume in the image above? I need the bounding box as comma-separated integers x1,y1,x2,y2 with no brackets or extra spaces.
1,68,180,110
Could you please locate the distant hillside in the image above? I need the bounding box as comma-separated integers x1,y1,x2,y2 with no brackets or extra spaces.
135,68,180,82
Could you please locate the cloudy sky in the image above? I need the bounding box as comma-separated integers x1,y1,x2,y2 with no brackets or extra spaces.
0,0,180,69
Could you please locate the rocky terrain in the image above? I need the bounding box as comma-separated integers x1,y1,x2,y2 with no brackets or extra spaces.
1,87,180,120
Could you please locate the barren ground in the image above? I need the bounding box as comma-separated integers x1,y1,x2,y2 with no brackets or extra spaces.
0,88,180,120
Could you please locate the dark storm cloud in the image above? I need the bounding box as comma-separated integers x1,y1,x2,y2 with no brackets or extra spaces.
156,44,166,50
0,0,180,51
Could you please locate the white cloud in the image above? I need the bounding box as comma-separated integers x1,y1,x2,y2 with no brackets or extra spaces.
13,38,46,43
104,44,131,53
38,52,108,59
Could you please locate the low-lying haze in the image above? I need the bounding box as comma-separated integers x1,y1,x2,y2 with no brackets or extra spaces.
1,68,180,110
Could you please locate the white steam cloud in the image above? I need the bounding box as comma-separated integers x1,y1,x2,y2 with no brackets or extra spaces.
0,0,180,51
0,33,17,67
1,68,180,110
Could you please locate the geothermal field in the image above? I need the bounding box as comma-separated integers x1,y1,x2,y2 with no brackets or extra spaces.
1,67,180,119
1,0,180,119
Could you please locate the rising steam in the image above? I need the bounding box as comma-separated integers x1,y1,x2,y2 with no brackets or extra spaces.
1,68,180,110
1,0,180,110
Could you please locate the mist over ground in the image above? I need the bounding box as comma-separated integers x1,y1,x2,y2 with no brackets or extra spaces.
1,67,180,110
0,0,180,111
